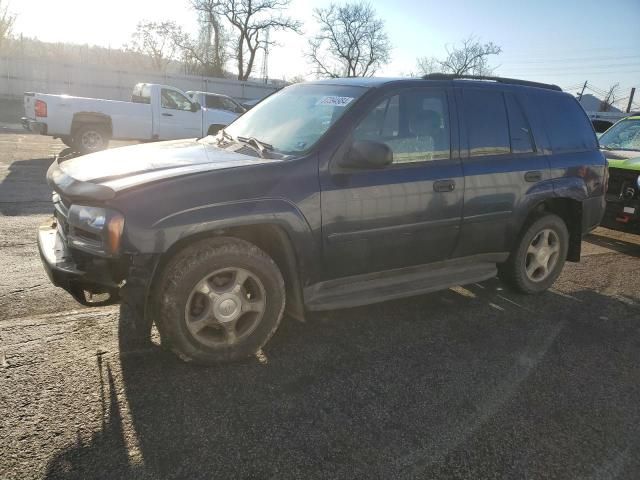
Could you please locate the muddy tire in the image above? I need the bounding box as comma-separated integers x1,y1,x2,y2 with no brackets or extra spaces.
499,213,569,294
154,237,285,365
73,124,110,154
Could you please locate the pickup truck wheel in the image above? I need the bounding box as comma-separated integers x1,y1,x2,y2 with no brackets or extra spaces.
154,237,285,364
498,213,569,294
73,125,110,154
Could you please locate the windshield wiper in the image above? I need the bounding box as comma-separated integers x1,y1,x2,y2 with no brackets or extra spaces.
236,136,273,158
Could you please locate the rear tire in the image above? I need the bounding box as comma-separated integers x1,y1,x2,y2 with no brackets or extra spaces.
154,237,286,365
498,213,569,294
73,124,110,154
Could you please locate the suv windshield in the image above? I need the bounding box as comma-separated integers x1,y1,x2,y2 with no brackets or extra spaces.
599,118,640,151
223,84,367,154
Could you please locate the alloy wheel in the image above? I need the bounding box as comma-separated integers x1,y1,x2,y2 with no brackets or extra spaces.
525,228,560,282
184,267,266,347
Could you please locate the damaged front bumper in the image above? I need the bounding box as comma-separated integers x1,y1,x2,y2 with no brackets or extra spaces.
37,218,160,318
37,220,122,306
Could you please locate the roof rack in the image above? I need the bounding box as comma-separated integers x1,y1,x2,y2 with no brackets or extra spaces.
421,73,562,92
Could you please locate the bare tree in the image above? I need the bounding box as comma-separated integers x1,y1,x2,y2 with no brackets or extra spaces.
186,1,228,77
417,36,502,76
193,0,301,81
287,74,306,84
126,21,181,71
169,21,229,77
0,0,16,49
307,2,391,78
599,83,620,112
416,57,438,76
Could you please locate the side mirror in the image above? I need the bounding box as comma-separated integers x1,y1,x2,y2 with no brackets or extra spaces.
191,102,201,112
339,140,393,169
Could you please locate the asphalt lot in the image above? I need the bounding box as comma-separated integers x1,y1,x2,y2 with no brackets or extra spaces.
1,132,639,480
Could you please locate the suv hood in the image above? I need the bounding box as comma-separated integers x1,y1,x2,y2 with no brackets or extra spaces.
49,138,279,200
602,149,640,172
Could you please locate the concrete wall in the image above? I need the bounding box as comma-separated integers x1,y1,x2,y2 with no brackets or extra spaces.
0,57,281,102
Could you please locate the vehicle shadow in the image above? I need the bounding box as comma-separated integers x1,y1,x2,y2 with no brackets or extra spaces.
43,279,640,479
0,157,54,216
584,231,640,258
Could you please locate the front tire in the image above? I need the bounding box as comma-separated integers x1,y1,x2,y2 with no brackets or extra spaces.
154,237,285,364
499,213,569,294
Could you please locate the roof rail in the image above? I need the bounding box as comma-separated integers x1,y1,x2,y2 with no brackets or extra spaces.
421,73,562,92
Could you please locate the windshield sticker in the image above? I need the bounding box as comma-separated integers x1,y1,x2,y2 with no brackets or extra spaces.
316,96,354,107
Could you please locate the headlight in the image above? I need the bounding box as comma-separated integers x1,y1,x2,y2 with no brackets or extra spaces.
67,205,125,254
77,206,107,229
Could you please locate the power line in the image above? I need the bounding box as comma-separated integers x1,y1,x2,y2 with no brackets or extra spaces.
502,63,640,72
498,46,638,58
503,54,640,65
505,70,640,78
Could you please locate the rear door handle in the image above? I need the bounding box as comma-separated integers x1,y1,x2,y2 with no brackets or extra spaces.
433,179,456,193
524,171,542,182
162,113,173,117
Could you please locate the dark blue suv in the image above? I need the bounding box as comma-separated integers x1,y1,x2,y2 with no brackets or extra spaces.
38,75,606,364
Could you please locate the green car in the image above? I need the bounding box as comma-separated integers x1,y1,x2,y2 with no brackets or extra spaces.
600,115,640,232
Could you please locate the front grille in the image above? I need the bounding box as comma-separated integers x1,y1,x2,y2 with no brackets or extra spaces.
608,168,639,200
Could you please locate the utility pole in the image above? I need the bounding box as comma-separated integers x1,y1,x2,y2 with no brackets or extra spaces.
578,81,587,101
627,88,636,113
260,29,270,84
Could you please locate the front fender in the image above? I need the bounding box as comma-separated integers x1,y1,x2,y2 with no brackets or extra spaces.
124,197,318,278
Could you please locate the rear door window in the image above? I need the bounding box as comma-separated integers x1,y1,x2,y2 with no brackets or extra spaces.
463,89,510,157
505,93,535,154
534,92,597,152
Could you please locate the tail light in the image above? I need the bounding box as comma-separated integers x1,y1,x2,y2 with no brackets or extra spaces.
35,100,48,117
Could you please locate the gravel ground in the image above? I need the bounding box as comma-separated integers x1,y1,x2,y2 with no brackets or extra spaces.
1,133,639,480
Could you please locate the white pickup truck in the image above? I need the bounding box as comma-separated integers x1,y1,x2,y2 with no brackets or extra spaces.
22,83,241,153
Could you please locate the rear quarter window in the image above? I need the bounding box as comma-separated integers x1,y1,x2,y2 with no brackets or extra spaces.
535,92,597,152
462,89,510,157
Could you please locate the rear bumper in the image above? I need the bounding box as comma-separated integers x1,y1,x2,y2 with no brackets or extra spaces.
21,117,47,135
582,194,607,233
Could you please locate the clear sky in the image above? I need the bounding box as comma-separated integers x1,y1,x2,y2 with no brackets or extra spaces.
9,0,640,107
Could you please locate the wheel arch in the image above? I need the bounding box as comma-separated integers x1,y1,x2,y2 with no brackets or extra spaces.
147,222,306,324
71,112,113,137
518,197,583,262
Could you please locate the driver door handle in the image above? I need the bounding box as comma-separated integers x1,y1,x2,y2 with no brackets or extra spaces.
162,113,173,117
433,179,456,193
